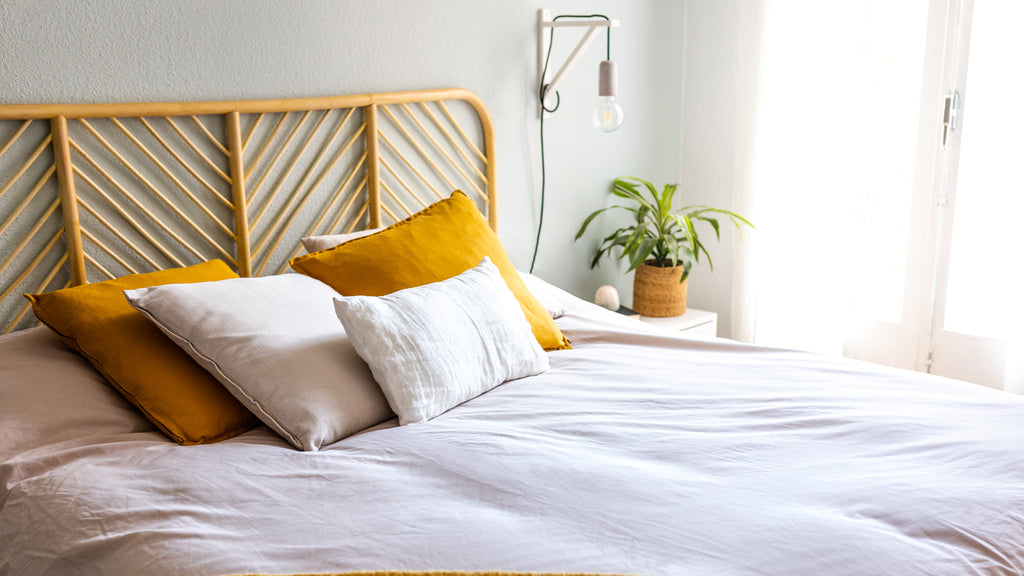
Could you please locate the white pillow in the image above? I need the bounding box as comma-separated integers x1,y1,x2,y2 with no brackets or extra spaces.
301,228,383,253
125,275,393,451
518,270,567,319
334,257,549,425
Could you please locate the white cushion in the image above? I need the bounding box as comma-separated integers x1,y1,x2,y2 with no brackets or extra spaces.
301,228,383,253
518,270,567,319
334,257,549,425
125,274,393,451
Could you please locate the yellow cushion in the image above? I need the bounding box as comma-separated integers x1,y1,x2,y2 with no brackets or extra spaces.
26,260,259,445
290,191,570,351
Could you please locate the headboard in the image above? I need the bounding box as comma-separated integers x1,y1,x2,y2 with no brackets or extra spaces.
0,89,496,333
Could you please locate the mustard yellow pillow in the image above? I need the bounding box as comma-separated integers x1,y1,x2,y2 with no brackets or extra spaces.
290,191,570,351
26,260,259,445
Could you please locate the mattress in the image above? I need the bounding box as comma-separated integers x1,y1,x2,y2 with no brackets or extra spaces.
2,278,1023,576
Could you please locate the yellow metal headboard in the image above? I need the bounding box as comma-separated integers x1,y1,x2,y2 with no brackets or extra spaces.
0,89,496,333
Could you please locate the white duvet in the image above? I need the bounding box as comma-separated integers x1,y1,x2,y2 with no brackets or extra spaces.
2,281,1024,576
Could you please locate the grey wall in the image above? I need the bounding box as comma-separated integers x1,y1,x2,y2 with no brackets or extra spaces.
0,0,686,305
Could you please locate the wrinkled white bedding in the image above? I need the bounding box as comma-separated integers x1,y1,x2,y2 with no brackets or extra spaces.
2,281,1023,576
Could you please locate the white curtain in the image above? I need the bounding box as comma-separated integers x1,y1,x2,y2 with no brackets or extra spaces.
727,1,764,344
688,0,930,354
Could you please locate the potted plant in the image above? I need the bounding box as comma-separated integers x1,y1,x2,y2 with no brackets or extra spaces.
575,177,753,317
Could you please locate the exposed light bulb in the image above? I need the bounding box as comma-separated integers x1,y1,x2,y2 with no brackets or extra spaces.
594,60,623,132
593,96,624,132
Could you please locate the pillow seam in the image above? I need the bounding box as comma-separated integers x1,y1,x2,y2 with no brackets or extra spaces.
129,301,306,450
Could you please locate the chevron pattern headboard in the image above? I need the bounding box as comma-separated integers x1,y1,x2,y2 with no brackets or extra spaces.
0,89,496,334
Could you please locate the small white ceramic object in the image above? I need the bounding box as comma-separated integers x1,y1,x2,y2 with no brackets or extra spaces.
594,285,620,311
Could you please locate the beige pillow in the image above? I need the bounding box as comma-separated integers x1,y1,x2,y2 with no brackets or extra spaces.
125,274,393,451
301,228,383,253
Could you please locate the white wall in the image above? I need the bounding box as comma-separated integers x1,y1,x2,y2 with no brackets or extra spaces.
0,0,685,304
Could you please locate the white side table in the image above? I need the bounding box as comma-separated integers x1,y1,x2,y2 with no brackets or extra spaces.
619,306,718,338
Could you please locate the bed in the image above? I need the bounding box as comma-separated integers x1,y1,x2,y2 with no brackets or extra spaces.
2,90,1024,576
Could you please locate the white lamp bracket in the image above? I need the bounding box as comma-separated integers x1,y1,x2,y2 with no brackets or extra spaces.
538,9,620,117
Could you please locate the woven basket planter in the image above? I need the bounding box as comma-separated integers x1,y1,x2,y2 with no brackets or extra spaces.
633,262,687,317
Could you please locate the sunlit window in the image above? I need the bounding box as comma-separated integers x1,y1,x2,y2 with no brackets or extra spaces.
752,0,929,354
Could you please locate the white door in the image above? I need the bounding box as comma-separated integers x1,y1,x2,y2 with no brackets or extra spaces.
842,0,957,372
924,0,1024,392
847,0,1024,392
750,0,1024,393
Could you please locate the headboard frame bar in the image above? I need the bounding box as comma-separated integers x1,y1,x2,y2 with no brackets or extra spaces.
0,88,496,333
225,111,252,277
365,104,382,229
50,116,87,284
0,88,491,122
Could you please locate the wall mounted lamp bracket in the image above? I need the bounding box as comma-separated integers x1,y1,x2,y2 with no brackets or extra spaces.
538,9,620,118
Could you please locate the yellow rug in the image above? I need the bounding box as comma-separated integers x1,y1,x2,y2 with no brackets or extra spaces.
232,572,633,576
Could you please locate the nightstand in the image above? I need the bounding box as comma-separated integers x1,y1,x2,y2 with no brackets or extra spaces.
617,306,718,338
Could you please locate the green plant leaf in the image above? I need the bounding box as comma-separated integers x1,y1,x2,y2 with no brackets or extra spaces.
627,237,657,271
677,213,699,252
693,235,713,269
612,178,656,213
695,215,721,241
621,221,649,259
610,184,643,205
664,234,680,267
651,242,666,265
635,205,649,226
574,205,640,241
598,228,632,251
591,246,611,269
637,177,657,192
589,227,631,268
640,179,660,205
575,206,612,240
684,207,754,237
729,211,755,236
678,242,695,261
591,231,630,268
658,183,677,218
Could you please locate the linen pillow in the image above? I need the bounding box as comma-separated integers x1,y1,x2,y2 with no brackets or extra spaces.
25,260,257,445
125,274,393,451
291,191,570,351
301,228,384,253
334,257,549,425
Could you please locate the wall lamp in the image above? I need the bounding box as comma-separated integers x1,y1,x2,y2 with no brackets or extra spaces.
529,10,621,274
538,9,622,132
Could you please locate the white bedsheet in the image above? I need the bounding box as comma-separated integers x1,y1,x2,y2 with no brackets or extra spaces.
2,284,1024,576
